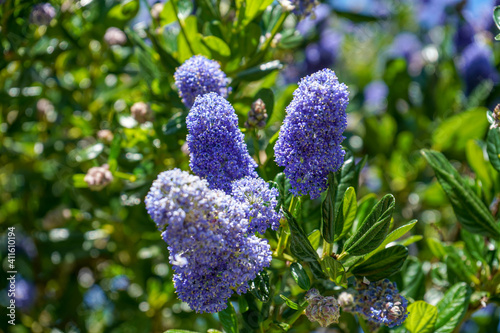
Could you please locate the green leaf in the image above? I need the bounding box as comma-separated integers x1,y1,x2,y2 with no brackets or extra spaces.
249,270,271,303
334,151,365,212
238,0,274,27
202,36,231,58
108,0,139,22
445,252,480,285
218,301,238,333
290,263,310,290
351,245,408,281
461,229,486,264
432,108,489,154
466,140,492,199
267,84,296,127
274,173,292,210
321,257,347,286
365,219,417,259
344,194,395,256
241,23,261,57
427,237,448,260
165,330,199,333
496,33,500,41
405,301,438,333
74,143,104,162
73,174,88,188
401,257,425,300
279,295,299,310
338,187,357,240
396,235,422,247
434,283,471,333
235,60,283,82
421,149,500,239
307,230,321,250
108,134,121,173
487,128,500,173
494,6,500,30
321,173,337,243
285,210,326,279
254,88,274,126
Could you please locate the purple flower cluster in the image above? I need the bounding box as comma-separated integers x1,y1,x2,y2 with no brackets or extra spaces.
459,42,499,95
187,93,257,193
145,169,271,313
305,288,340,327
290,0,319,18
231,176,281,234
351,279,408,328
30,3,56,26
174,55,230,108
274,69,348,199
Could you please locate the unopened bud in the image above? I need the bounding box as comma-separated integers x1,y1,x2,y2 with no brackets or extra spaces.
151,3,164,20
84,164,113,191
104,27,127,46
97,129,114,143
131,102,152,124
245,98,268,129
304,288,340,327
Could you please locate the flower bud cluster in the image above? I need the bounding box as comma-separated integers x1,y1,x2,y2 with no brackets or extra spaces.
245,99,268,129
84,164,113,191
305,289,340,327
130,102,152,124
350,279,409,328
104,27,127,46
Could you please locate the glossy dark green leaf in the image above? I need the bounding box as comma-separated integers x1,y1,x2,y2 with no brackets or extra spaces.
351,245,408,281
321,257,347,286
334,151,366,212
461,229,486,264
249,270,270,303
494,6,500,30
405,301,438,333
421,149,500,239
445,252,480,285
241,22,261,57
344,194,395,256
74,143,104,162
487,128,500,172
274,173,292,210
285,210,326,279
254,88,274,124
290,263,310,290
235,60,283,82
307,230,321,250
434,283,471,333
202,35,231,58
218,301,238,333
338,187,357,240
401,257,425,300
279,295,299,310
366,219,417,259
321,173,337,243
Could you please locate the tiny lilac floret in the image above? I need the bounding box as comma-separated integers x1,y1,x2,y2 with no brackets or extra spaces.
187,93,258,193
174,55,230,108
274,68,348,199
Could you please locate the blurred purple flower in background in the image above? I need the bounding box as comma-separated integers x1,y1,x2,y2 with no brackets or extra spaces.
15,276,36,311
364,80,388,114
30,3,56,26
83,285,108,310
458,41,499,94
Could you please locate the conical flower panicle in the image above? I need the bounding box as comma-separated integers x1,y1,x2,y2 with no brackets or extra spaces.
187,93,258,193
274,69,348,199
